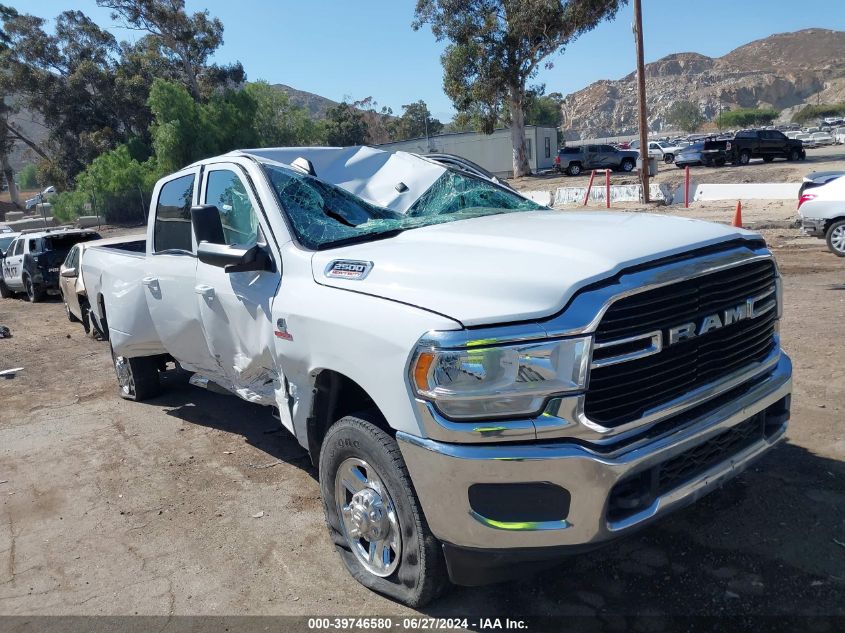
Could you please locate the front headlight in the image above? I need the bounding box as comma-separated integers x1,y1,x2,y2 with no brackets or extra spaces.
410,337,591,420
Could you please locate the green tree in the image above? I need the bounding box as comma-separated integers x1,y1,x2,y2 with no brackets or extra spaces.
716,107,779,129
414,0,625,177
323,102,368,146
97,0,243,100
18,163,38,189
391,100,443,141
666,100,705,133
246,81,323,147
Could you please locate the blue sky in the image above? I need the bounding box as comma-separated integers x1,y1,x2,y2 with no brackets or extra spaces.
11,1,845,121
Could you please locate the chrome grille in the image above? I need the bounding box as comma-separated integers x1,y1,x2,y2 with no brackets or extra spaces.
585,259,778,427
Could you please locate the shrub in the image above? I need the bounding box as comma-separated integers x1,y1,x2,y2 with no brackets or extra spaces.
716,108,780,128
18,164,39,190
792,103,845,124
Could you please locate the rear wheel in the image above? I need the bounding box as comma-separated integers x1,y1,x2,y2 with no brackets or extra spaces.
65,301,80,323
566,163,582,176
0,278,12,299
826,220,845,257
319,413,447,607
110,343,161,401
24,275,45,303
620,158,635,172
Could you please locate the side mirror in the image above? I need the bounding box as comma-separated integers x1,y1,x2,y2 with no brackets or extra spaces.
191,205,226,245
197,242,275,274
61,267,78,278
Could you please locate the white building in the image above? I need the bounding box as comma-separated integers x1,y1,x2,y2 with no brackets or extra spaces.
378,126,558,177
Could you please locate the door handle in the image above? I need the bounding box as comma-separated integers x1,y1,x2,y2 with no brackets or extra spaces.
141,276,158,287
194,284,215,298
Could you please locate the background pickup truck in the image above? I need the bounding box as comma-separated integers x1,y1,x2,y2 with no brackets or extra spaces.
81,145,792,607
727,129,806,165
555,144,638,175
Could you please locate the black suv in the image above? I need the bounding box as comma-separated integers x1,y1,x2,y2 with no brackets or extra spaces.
555,144,639,176
727,129,805,165
0,228,101,302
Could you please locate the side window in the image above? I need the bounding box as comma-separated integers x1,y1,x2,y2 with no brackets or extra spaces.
587,145,599,153
204,169,261,247
544,136,551,158
14,239,23,256
153,174,195,253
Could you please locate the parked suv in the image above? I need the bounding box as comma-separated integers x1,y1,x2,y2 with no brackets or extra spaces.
0,228,101,302
555,144,638,175
727,129,805,165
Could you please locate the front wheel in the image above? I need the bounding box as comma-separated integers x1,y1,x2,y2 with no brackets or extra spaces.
826,220,845,257
0,278,12,299
64,296,80,323
789,149,801,161
320,414,447,607
663,153,674,164
110,344,161,401
620,158,635,172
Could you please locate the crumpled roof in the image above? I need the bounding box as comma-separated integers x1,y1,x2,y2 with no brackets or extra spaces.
234,146,447,214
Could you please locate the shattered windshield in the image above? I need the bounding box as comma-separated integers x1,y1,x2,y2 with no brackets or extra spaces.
263,164,543,250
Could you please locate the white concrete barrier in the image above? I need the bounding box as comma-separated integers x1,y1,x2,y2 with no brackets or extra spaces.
693,183,800,201
553,183,671,206
4,211,24,221
75,215,102,228
523,190,554,206
2,217,57,231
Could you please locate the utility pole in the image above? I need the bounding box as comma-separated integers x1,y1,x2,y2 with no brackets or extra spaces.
632,0,650,203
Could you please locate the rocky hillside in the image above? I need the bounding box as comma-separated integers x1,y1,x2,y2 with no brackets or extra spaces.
270,83,338,118
560,29,845,139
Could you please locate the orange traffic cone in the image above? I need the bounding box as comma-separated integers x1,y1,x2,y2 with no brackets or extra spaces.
732,200,743,228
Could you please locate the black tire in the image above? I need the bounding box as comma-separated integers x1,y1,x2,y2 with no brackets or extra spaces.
788,148,801,161
825,219,845,257
763,156,774,163
24,275,45,303
620,158,635,172
110,343,161,401
319,413,447,607
663,153,674,164
676,163,686,170
0,278,12,299
737,151,751,166
566,163,582,176
79,297,92,335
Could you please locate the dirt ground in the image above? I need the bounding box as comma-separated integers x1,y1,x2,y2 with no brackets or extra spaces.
1,206,844,625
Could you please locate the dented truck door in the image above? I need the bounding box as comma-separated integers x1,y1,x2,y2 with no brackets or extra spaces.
194,163,291,429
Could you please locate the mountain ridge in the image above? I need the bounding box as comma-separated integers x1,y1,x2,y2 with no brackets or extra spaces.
560,28,845,139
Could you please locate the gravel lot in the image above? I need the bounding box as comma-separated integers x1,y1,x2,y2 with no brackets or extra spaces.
1,189,844,624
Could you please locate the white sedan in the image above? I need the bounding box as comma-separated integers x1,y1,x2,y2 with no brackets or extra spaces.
798,174,845,256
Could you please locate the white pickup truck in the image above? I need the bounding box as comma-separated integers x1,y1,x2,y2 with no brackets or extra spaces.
82,146,792,606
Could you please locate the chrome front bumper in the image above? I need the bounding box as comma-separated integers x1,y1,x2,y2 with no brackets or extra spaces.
398,354,791,551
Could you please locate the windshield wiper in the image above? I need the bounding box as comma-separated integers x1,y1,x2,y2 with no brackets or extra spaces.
316,228,406,250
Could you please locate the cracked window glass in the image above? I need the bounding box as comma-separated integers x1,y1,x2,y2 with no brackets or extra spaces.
205,169,260,247
264,164,543,250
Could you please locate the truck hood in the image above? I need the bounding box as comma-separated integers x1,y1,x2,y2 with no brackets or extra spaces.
311,210,758,327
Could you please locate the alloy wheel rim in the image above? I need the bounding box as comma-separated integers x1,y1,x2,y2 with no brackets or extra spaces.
335,457,401,577
832,226,845,253
114,355,135,396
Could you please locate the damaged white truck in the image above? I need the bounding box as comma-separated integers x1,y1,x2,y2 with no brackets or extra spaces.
82,146,792,606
